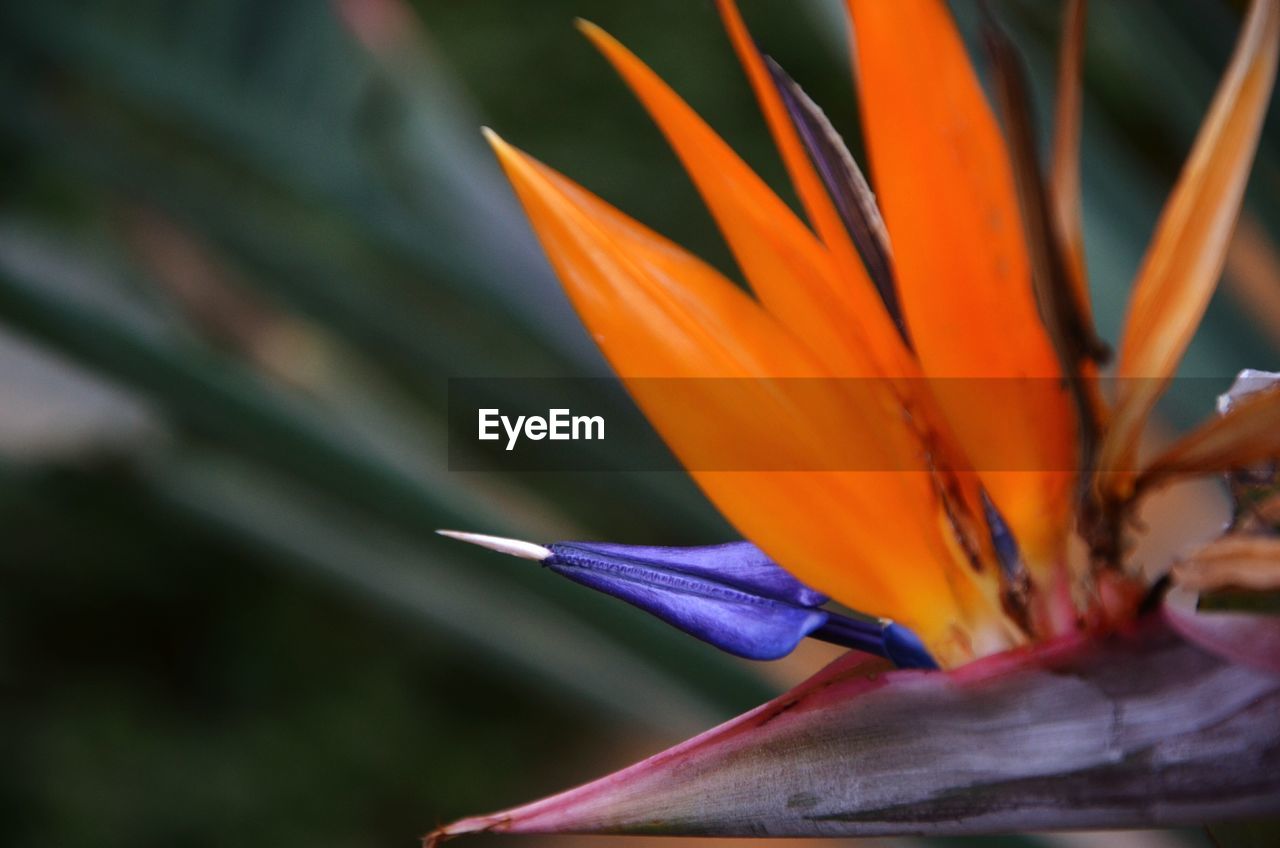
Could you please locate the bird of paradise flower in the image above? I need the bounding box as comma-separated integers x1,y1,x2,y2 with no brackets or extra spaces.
433,0,1280,840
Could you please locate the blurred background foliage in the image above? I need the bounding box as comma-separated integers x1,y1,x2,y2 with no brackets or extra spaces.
0,0,1275,846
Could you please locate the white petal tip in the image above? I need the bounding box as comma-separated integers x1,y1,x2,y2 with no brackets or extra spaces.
436,529,552,561
1218,369,1280,414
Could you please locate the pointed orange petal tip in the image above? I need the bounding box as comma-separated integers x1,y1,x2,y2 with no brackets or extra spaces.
481,127,537,187
576,20,651,89
480,125,506,154
574,17,604,41
713,0,874,298
573,6,916,385
574,18,615,56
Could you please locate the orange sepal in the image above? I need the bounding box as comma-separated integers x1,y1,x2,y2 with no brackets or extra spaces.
578,20,910,382
1050,0,1093,326
486,130,1019,663
1097,0,1280,498
847,0,1077,569
713,0,887,334
579,17,1011,591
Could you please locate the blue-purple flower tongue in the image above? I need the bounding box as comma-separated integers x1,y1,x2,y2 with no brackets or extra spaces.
546,541,829,661
881,621,937,670
437,531,936,668
551,541,829,605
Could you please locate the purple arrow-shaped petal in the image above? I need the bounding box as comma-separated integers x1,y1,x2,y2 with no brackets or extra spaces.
546,540,830,660
438,532,936,666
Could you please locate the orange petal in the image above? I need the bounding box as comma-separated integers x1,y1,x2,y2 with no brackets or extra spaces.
985,12,1105,478
1050,0,1093,325
1047,0,1110,437
1098,0,1280,498
713,0,893,337
847,0,1076,567
578,18,1012,596
486,130,1019,662
578,20,908,381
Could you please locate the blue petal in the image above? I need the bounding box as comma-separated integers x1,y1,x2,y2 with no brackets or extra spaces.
552,541,828,607
980,490,1023,578
883,622,940,670
440,531,941,667
548,542,828,660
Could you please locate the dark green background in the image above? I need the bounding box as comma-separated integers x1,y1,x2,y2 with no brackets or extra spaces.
0,1,1275,846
